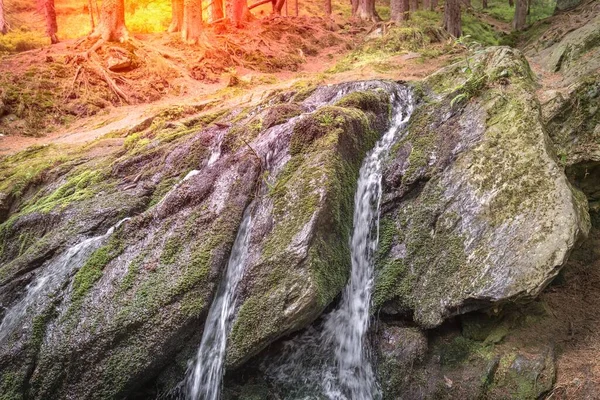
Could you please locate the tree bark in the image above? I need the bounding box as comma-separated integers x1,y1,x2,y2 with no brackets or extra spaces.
351,0,359,15
353,0,380,21
422,0,431,11
508,0,514,7
208,0,224,22
272,0,285,14
169,0,183,32
182,0,202,42
430,0,437,10
409,0,418,11
42,0,58,43
512,0,527,30
225,0,249,27
482,0,487,8
91,0,128,42
443,0,461,37
391,0,409,21
0,0,8,35
88,0,95,29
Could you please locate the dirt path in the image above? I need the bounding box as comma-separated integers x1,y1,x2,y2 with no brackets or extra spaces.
0,33,451,157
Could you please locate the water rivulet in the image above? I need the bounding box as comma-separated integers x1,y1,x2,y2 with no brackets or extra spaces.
263,85,414,400
183,205,254,400
0,218,129,345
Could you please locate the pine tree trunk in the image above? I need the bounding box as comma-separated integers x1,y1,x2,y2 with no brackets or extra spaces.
273,0,285,14
0,0,8,34
40,0,58,43
508,0,514,7
512,0,527,30
444,0,461,37
430,0,437,10
482,0,487,8
409,0,418,11
353,0,379,21
225,0,249,27
92,0,128,42
422,0,431,11
169,0,183,32
208,0,224,21
182,0,202,42
391,0,409,21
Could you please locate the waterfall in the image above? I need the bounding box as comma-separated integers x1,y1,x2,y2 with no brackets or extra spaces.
321,87,414,399
0,218,129,345
263,85,414,399
183,204,254,400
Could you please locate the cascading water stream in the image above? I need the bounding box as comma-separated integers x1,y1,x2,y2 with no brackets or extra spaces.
0,218,129,345
321,88,414,399
263,84,414,399
183,205,254,400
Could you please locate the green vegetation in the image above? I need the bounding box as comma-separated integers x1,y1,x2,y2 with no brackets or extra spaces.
0,28,48,54
474,0,556,24
21,169,105,214
71,232,124,303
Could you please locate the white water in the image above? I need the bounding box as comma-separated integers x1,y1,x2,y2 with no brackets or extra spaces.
321,89,414,399
263,86,414,399
183,205,254,400
0,218,129,345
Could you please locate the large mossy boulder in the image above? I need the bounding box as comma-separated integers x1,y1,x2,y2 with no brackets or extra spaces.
0,81,400,398
374,47,590,328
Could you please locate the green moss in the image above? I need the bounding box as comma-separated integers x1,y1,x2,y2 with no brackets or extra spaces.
160,236,182,265
119,252,146,292
373,183,469,325
0,144,69,198
20,169,105,214
71,232,124,303
148,177,178,208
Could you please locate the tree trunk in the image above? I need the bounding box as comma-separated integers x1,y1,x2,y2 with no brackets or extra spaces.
391,0,409,21
422,0,431,11
225,0,249,27
272,0,285,14
39,0,58,43
324,0,331,15
430,0,437,10
512,0,527,30
443,0,461,37
91,0,128,42
353,0,380,21
351,0,359,15
88,0,95,30
169,0,183,32
409,0,418,11
0,0,8,35
182,0,202,42
208,0,224,22
482,0,487,8
508,0,514,7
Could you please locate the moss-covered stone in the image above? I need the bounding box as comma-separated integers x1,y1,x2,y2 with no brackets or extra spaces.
227,94,387,367
376,46,590,327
